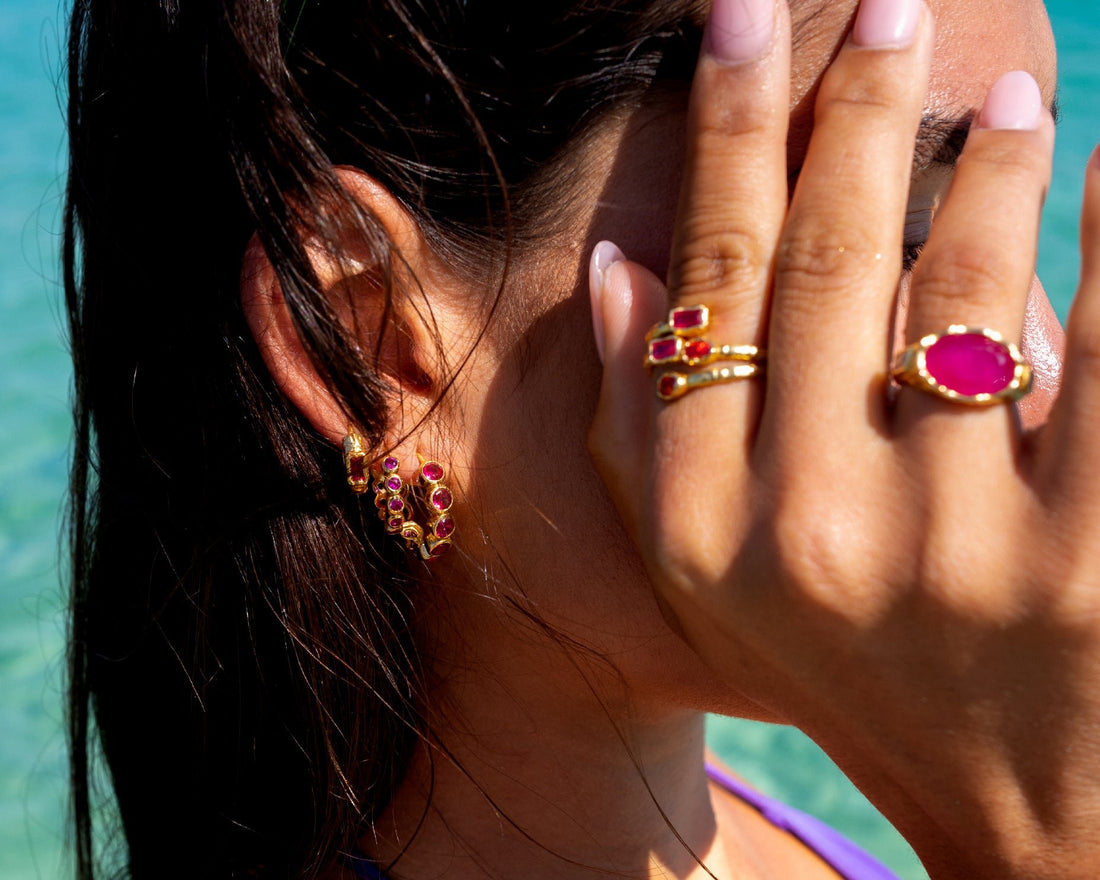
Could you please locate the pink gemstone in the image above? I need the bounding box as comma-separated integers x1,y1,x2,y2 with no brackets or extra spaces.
657,375,680,398
347,457,366,481
649,337,680,362
382,456,399,472
387,516,404,531
430,487,453,511
924,333,1015,396
385,475,402,492
670,306,707,332
430,541,450,558
684,339,711,361
434,516,455,539
402,526,420,541
388,497,404,512
421,462,444,482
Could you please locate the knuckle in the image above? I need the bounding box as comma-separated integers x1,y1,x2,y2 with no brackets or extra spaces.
670,227,767,298
766,498,875,616
816,62,918,119
775,222,882,294
958,138,1048,187
694,102,776,142
912,243,1016,317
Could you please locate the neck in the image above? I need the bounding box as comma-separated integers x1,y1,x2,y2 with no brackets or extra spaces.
363,616,764,880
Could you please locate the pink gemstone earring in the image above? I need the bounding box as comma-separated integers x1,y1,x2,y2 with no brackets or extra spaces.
344,431,456,561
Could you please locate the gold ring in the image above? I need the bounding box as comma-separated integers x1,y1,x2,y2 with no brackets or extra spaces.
891,325,1032,405
645,336,764,371
657,363,763,401
645,304,711,341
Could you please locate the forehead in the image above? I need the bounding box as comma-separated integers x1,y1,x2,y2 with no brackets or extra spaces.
789,0,1056,127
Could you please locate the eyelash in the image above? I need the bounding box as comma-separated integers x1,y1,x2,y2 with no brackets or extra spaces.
902,241,925,274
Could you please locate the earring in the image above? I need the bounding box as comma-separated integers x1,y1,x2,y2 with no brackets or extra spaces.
343,430,371,494
361,448,456,561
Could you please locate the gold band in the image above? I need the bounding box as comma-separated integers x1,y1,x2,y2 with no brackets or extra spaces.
891,325,1032,405
645,337,764,371
657,363,763,401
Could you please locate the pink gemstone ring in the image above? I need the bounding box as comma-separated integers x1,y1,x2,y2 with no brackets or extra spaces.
645,336,763,371
645,304,711,341
891,325,1032,405
656,362,763,402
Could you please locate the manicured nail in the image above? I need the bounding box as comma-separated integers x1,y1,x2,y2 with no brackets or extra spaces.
589,241,625,364
705,0,776,64
850,0,921,49
975,71,1043,131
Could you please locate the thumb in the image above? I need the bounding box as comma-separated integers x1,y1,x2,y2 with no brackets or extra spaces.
587,241,669,540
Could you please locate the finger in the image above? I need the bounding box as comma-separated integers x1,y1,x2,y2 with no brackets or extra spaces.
665,0,791,349
896,72,1054,453
588,243,671,540
1037,146,1100,516
764,0,933,448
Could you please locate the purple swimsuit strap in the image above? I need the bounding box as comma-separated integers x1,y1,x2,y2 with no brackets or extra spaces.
703,762,900,879
345,763,901,880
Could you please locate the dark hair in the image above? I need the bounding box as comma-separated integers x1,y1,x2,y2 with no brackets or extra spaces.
64,1,701,877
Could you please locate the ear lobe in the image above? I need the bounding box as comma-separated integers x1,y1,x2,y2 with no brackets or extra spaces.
239,168,444,447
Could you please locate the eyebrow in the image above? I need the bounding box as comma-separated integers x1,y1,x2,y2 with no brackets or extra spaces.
914,96,1061,172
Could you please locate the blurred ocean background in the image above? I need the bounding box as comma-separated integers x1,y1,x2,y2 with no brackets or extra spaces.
0,0,1095,877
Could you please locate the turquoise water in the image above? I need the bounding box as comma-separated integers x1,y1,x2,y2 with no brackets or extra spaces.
0,1,1096,877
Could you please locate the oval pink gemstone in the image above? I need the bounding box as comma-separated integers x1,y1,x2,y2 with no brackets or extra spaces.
383,456,399,472
429,541,451,558
387,516,404,531
385,475,402,492
388,497,404,512
421,462,444,482
434,515,455,539
430,487,453,511
924,333,1015,396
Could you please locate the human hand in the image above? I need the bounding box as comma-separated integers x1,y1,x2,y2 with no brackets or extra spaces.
587,0,1100,876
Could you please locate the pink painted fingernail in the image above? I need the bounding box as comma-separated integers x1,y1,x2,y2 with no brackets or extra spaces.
975,71,1043,131
590,241,625,364
705,0,776,64
850,0,921,49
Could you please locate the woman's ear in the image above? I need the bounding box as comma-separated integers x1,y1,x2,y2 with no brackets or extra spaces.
240,168,446,446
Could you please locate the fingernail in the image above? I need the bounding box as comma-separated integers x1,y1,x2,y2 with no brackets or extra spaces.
589,241,625,364
975,71,1043,131
850,0,921,49
705,0,776,64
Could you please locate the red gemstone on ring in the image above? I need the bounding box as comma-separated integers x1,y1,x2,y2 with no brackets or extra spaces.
430,487,453,511
421,462,444,482
434,516,455,539
657,375,680,398
684,339,711,361
347,457,366,481
924,333,1015,396
430,541,450,558
649,337,680,362
670,306,707,332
